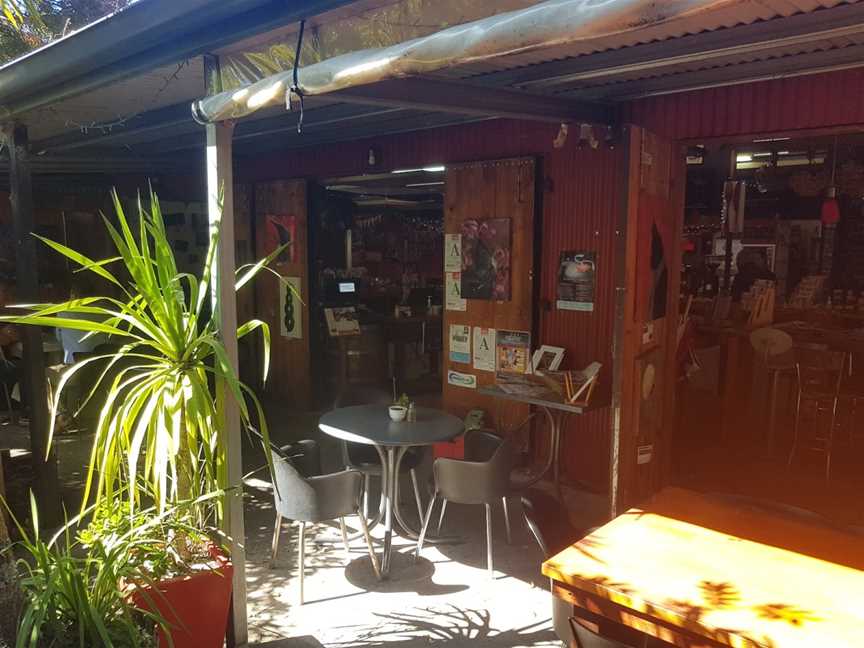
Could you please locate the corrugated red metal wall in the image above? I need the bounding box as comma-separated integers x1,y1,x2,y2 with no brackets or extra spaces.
538,146,621,490
239,119,622,491
624,68,864,141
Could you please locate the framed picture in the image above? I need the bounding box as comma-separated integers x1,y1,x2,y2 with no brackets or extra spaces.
532,345,565,372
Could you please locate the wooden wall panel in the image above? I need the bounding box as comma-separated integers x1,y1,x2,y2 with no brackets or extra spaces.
442,158,535,434
254,180,310,406
539,146,623,490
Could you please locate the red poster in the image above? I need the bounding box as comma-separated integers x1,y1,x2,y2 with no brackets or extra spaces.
264,213,297,264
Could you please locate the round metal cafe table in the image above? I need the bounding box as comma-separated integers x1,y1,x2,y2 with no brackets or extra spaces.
319,404,463,578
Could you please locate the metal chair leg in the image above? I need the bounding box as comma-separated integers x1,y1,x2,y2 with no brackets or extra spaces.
502,496,512,545
356,506,381,580
410,468,424,522
437,498,448,534
788,390,803,468
363,473,371,519
297,521,306,605
339,517,351,560
485,502,494,577
269,514,282,568
521,497,549,557
827,396,839,481
415,492,438,559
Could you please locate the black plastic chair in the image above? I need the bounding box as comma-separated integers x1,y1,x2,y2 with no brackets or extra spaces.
416,430,513,576
269,440,380,604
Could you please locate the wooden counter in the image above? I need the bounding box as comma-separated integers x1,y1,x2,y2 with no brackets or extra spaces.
543,488,864,648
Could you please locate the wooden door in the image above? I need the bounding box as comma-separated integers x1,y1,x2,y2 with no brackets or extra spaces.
611,127,685,514
254,179,311,407
442,157,537,434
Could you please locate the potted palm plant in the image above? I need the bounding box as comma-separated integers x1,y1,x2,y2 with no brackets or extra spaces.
4,188,281,647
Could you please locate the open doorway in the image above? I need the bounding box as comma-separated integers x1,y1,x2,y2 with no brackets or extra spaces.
311,166,446,408
674,131,864,525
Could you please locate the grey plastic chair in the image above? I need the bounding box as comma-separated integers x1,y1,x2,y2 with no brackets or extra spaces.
270,441,380,604
335,386,426,521
415,430,513,576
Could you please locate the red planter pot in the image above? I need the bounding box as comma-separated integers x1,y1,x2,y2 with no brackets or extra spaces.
132,545,233,648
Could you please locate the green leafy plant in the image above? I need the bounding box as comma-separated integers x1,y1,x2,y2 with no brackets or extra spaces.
394,393,410,408
8,495,162,648
2,188,280,522
7,491,233,648
1,0,42,31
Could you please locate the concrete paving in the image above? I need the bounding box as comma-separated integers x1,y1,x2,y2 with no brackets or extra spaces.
239,406,607,647
242,479,564,648
1,405,608,648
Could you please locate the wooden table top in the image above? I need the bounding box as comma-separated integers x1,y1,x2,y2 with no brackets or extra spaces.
543,488,864,648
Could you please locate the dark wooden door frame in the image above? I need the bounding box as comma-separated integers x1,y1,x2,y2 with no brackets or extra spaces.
608,125,686,518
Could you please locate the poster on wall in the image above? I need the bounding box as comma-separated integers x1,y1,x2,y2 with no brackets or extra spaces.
448,324,471,364
444,234,462,272
557,251,596,312
495,329,531,375
264,214,297,264
460,218,511,301
445,271,466,311
279,277,303,339
472,327,496,372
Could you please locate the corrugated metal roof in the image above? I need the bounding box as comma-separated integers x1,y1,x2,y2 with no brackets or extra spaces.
436,0,859,80
552,33,864,98
25,59,204,142
21,0,864,163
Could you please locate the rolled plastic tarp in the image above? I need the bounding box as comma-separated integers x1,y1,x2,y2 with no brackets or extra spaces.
192,0,741,124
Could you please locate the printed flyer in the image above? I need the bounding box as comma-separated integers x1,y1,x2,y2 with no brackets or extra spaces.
472,327,496,371
449,324,471,363
445,271,467,311
447,370,477,389
444,234,462,271
495,329,531,374
557,250,596,312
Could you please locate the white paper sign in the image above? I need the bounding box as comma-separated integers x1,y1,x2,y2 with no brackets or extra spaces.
444,234,462,272
449,324,471,363
447,370,477,389
472,327,495,371
445,271,466,311
637,444,653,465
279,276,303,339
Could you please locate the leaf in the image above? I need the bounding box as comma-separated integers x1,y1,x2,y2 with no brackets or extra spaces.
237,319,271,381
34,235,123,288
234,241,291,291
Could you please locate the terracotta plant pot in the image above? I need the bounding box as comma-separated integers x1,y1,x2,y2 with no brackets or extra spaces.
132,545,233,648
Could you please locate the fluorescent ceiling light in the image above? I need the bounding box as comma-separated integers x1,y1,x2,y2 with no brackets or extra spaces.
392,165,445,174
752,136,791,143
405,181,445,187
736,154,753,163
